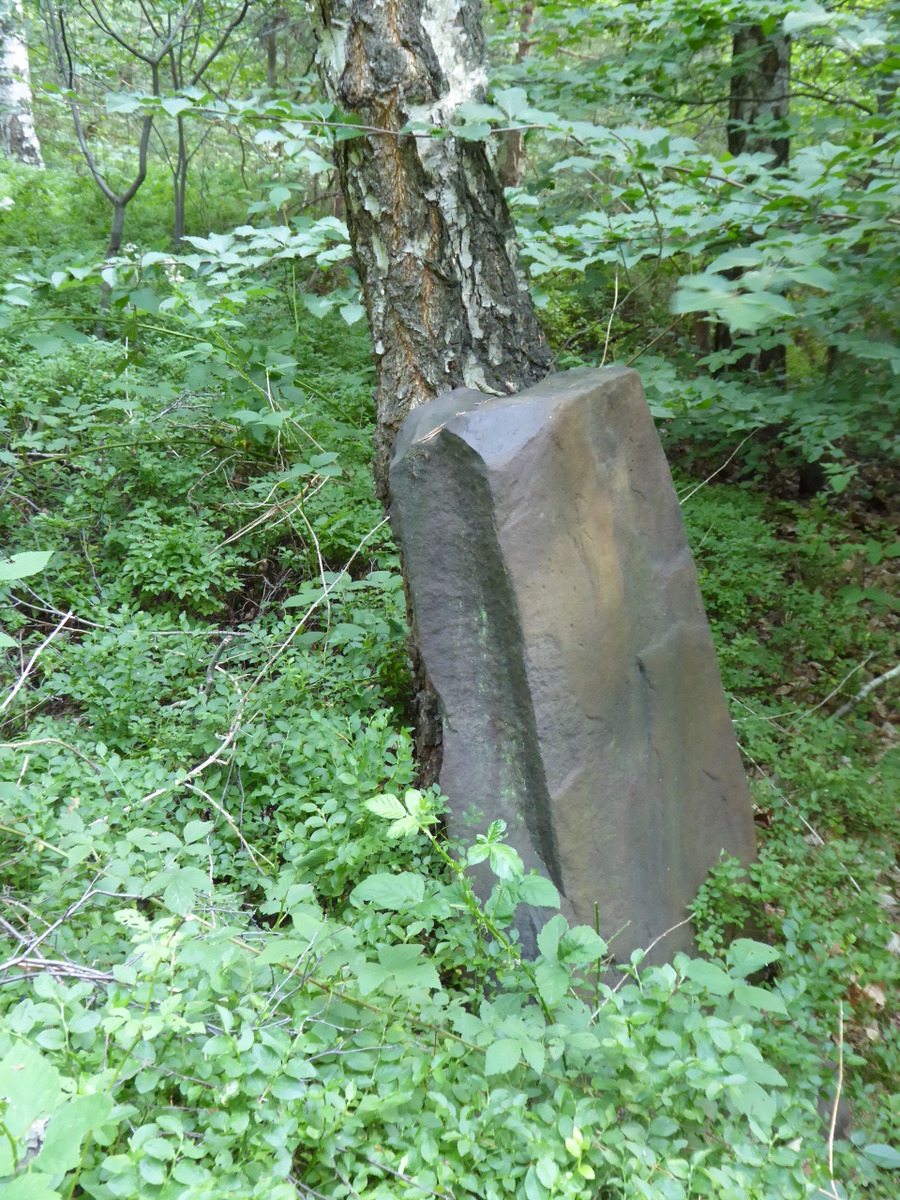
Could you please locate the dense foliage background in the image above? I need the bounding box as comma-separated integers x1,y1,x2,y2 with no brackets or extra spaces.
0,2,897,1197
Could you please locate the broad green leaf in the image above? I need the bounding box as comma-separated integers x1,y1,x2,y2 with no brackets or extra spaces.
0,630,16,647
679,957,734,996
783,2,832,35
1,1177,59,1200
732,983,788,1015
863,1144,900,1169
535,959,570,1007
485,1038,521,1075
521,1039,546,1076
378,944,440,994
728,939,782,979
24,333,64,356
351,872,425,910
559,925,607,963
488,842,524,880
161,96,193,117
0,1045,60,1136
106,90,143,114
536,913,567,962
365,793,407,821
183,819,214,844
34,1093,113,1174
129,287,160,313
270,185,291,206
340,302,366,326
516,873,561,908
0,550,53,580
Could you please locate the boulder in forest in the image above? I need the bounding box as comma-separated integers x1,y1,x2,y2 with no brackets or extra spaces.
390,367,756,961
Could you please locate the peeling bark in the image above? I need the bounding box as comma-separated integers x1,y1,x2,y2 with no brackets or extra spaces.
0,0,43,167
313,0,549,780
313,0,550,499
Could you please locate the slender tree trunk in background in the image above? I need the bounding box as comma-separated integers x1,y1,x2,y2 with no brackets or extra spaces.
266,28,278,90
715,25,791,374
172,114,188,245
0,0,43,166
313,0,550,779
495,0,535,189
727,25,791,168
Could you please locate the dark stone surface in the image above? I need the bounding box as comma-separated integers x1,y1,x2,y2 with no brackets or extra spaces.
389,367,756,960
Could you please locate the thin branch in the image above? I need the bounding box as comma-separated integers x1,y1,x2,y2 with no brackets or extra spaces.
183,782,274,875
677,434,754,505
830,663,900,722
790,653,875,728
599,270,619,369
827,1003,844,1185
0,612,71,715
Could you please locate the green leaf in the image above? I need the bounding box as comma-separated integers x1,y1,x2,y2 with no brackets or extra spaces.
535,959,570,1007
0,550,53,581
33,1093,112,1174
129,287,160,313
161,96,193,117
0,630,16,647
732,983,788,1015
24,333,64,356
339,302,366,326
863,1144,900,1169
559,925,607,963
378,944,440,994
270,185,291,206
536,914,567,962
183,819,214,844
1,1177,59,1200
365,794,407,821
351,872,425,910
106,91,143,114
0,1044,61,1125
485,1038,521,1075
728,938,781,979
679,957,734,996
488,842,524,880
516,874,561,908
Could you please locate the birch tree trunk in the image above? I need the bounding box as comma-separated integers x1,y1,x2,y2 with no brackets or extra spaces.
313,0,550,500
0,0,43,167
718,25,791,375
313,0,549,778
727,25,791,169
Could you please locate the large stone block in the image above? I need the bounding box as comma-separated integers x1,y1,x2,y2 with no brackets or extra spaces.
389,367,756,960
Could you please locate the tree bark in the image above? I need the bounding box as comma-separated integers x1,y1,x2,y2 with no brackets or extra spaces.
313,0,549,779
495,1,535,189
728,25,790,169
313,0,550,500
0,0,43,166
717,25,791,375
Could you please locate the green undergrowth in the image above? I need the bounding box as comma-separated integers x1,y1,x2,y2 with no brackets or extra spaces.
1,272,899,1196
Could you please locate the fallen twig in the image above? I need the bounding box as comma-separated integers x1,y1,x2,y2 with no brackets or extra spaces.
0,611,72,715
830,663,900,722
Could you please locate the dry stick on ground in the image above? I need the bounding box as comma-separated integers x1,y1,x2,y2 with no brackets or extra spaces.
677,435,754,506
790,653,875,729
0,611,72,715
830,662,900,722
